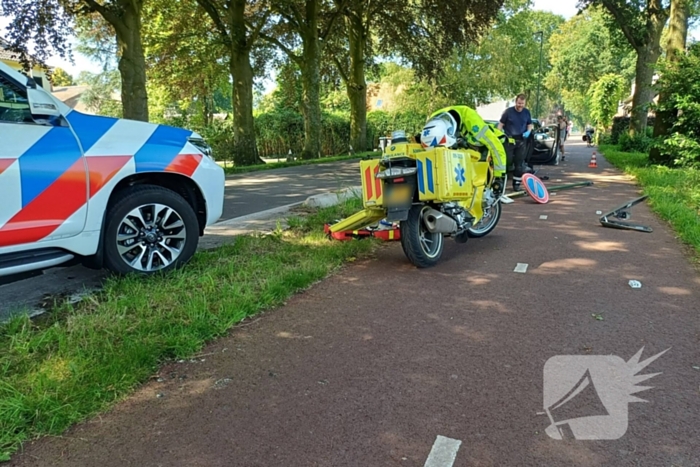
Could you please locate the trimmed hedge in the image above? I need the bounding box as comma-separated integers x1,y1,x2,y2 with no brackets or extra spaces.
190,109,430,163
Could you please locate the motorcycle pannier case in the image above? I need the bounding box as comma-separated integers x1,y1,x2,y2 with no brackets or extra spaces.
360,159,384,208
415,148,477,203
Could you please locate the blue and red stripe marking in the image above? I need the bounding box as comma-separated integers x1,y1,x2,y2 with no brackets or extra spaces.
0,158,14,176
0,158,87,246
0,155,133,247
18,127,84,208
1,119,201,247
86,156,133,197
65,111,119,153
165,154,202,177
134,125,193,173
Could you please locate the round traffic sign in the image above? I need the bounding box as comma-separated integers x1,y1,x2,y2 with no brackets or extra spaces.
522,173,549,204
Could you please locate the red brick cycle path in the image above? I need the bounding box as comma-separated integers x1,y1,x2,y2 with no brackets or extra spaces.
9,141,700,467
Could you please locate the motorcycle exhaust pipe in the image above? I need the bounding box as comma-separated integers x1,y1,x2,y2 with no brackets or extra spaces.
423,208,457,234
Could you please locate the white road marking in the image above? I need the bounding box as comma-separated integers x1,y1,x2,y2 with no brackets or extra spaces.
424,435,462,467
514,263,529,273
539,215,548,220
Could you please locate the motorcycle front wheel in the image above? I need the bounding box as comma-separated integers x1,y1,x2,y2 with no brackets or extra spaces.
467,200,502,238
400,204,444,268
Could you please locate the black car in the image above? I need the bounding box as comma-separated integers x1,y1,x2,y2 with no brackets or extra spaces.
530,119,562,165
484,119,561,167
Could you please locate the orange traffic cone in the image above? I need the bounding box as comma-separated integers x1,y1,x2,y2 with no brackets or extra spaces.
588,151,598,168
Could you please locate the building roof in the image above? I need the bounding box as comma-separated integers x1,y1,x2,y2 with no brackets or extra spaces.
0,37,41,66
52,85,90,111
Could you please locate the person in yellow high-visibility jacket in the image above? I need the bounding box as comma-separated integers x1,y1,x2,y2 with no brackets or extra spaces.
423,105,508,179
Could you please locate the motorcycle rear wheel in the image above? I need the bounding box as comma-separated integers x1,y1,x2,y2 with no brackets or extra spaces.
400,204,444,268
467,201,502,238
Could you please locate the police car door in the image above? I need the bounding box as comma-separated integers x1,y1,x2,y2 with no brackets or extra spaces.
0,71,87,249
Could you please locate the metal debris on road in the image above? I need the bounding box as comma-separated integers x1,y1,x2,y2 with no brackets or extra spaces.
596,211,602,215
539,215,548,220
600,195,653,233
629,280,642,289
514,263,529,273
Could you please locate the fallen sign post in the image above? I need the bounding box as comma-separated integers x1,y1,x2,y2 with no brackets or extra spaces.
599,195,653,233
505,181,594,200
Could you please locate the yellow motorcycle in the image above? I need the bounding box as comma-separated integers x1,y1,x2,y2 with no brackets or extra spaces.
328,131,506,268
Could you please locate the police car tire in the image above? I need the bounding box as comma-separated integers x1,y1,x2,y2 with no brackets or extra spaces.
103,185,199,275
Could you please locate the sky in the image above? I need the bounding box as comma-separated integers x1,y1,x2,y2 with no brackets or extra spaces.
531,0,580,19
0,0,697,78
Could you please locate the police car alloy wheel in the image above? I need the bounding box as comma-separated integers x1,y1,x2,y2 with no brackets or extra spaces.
103,185,199,274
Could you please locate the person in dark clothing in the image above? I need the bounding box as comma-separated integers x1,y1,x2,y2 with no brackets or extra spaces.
498,94,534,191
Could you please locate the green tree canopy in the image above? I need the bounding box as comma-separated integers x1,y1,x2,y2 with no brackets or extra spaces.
580,0,670,135
438,2,565,118
545,6,635,126
50,67,75,86
588,72,626,139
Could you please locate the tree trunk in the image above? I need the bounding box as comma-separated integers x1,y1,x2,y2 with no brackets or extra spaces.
115,2,149,122
229,51,262,165
346,13,367,152
649,0,690,164
228,0,262,166
299,0,323,160
627,0,667,137
628,43,661,136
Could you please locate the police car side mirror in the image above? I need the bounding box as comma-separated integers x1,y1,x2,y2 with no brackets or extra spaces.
27,87,61,118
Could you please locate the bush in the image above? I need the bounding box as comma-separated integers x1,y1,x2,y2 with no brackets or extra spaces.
253,110,355,158
166,108,429,163
619,133,654,153
654,43,700,168
597,132,614,146
610,116,656,144
659,133,700,168
198,119,236,162
366,110,427,148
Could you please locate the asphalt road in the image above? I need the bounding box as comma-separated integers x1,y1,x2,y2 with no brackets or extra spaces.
221,160,362,219
8,142,700,466
0,160,363,320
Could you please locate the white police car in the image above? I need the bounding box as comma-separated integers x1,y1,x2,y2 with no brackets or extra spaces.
0,60,225,277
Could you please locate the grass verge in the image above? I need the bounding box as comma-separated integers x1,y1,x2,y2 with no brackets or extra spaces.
0,196,378,461
221,151,381,175
600,144,700,258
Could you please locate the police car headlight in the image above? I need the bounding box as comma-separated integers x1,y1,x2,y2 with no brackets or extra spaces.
188,136,214,160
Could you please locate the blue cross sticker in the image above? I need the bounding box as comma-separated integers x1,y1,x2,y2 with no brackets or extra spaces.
455,164,466,186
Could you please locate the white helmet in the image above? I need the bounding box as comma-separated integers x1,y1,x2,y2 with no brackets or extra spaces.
420,112,458,148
